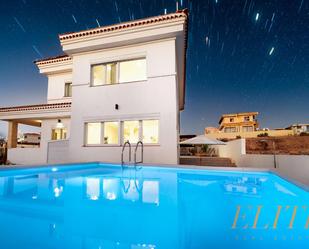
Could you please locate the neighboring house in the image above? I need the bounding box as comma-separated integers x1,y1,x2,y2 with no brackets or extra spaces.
218,112,259,133
205,112,293,139
0,10,188,165
204,127,219,134
18,133,41,144
286,124,309,135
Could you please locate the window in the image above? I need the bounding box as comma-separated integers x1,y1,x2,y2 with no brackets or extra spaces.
103,122,119,144
119,59,146,83
84,119,159,145
143,120,159,144
244,116,250,121
64,82,72,97
123,121,140,143
91,58,146,86
224,127,236,133
242,126,253,132
52,128,67,140
229,118,234,122
86,123,101,145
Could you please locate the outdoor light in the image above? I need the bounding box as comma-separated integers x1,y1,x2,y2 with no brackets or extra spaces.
56,119,64,129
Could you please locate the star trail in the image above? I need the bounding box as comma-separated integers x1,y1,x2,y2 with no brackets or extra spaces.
0,0,308,136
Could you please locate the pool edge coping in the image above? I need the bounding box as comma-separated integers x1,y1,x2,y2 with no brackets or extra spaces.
1,161,309,191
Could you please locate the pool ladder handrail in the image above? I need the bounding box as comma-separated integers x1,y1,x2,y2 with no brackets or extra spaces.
121,141,131,166
134,141,144,165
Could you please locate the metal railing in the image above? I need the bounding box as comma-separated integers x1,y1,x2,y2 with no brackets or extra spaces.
121,141,131,166
134,141,143,165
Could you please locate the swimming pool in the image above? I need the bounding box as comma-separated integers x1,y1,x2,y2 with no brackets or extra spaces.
0,163,308,249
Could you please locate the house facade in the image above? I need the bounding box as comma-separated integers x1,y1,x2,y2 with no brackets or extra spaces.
0,10,188,165
205,112,293,139
218,112,259,133
286,124,309,135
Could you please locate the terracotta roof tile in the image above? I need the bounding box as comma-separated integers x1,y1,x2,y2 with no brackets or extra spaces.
0,102,71,113
59,9,188,41
34,55,72,65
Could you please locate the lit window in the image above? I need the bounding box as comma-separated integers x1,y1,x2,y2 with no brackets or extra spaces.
103,122,119,144
92,65,106,86
224,127,236,133
119,58,146,83
105,63,117,85
86,123,101,145
243,126,253,132
64,82,72,97
143,120,159,144
51,128,67,140
91,58,146,86
123,121,140,143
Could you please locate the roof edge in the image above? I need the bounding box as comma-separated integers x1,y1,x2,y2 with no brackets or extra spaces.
59,9,188,41
34,55,72,66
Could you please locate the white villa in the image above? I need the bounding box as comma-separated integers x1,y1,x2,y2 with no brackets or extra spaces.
0,10,188,165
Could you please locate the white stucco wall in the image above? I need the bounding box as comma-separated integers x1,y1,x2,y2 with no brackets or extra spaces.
216,139,309,186
68,39,180,164
8,148,45,165
47,72,72,103
8,118,71,165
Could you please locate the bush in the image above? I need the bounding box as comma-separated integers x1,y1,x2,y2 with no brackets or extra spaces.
257,132,269,137
300,132,309,136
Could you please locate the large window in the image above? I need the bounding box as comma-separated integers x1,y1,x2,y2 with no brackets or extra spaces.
123,121,140,144
51,128,67,140
224,127,237,133
103,122,119,144
64,82,72,97
86,122,119,145
142,120,159,144
86,123,102,145
91,58,146,86
85,119,159,146
242,126,253,132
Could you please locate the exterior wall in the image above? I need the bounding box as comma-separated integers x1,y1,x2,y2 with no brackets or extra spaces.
8,118,71,165
215,139,309,186
69,39,179,164
47,72,72,103
206,129,293,139
8,148,45,165
20,133,40,144
47,140,69,164
219,114,258,130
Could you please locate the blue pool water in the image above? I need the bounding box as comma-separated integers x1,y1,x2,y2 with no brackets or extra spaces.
0,163,308,249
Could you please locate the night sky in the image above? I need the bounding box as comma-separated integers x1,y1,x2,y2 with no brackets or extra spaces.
0,0,308,137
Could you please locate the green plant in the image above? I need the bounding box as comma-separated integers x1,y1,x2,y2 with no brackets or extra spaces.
201,144,209,153
257,132,269,137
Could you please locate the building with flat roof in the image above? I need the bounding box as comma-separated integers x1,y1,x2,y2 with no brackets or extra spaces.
218,112,259,133
205,112,293,139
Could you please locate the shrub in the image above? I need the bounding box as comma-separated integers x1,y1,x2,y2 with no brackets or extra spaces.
257,132,269,137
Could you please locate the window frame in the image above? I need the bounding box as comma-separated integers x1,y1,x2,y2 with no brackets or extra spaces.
85,121,120,146
64,82,72,97
90,57,147,87
141,119,160,145
51,128,67,141
84,118,159,146
244,116,250,122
